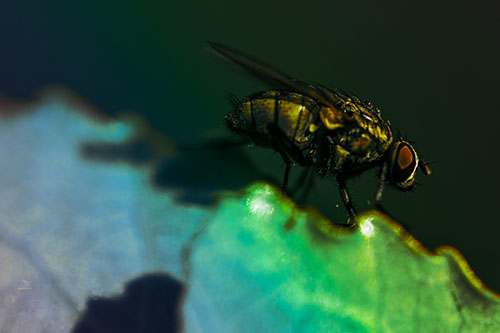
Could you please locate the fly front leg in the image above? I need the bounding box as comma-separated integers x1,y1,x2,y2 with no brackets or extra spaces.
374,161,405,226
336,174,357,224
375,161,388,204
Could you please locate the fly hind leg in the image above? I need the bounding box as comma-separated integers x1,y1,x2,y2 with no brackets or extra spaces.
268,126,294,194
277,148,293,194
267,124,311,195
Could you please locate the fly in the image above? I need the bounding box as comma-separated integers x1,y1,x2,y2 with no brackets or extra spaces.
209,42,431,224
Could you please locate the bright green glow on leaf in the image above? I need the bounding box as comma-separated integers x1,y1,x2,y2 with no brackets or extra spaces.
359,217,376,239
246,184,275,218
185,182,500,332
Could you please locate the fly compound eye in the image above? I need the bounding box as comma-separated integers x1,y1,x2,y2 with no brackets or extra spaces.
390,141,418,190
397,146,413,170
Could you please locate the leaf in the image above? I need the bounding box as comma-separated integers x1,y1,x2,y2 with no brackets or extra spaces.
184,183,500,332
0,90,498,332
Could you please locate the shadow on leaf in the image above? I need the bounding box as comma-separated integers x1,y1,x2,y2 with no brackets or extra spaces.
80,138,278,206
72,273,184,333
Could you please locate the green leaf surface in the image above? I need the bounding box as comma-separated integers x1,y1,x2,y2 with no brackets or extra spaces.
185,183,500,332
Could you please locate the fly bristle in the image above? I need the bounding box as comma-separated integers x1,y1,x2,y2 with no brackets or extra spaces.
224,91,241,108
423,159,438,165
395,127,402,140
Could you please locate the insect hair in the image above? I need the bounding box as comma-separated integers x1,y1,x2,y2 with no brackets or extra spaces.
224,91,241,108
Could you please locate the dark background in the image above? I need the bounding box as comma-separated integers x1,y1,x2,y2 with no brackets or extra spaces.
2,1,499,292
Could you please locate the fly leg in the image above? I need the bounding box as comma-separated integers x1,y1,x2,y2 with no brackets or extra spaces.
374,162,413,231
375,161,388,204
278,150,293,194
267,125,294,194
336,174,357,225
267,124,314,195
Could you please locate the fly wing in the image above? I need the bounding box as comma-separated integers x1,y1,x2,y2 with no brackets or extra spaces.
208,42,343,111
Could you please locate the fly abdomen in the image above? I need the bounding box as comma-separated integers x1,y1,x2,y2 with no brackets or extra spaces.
226,90,319,148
